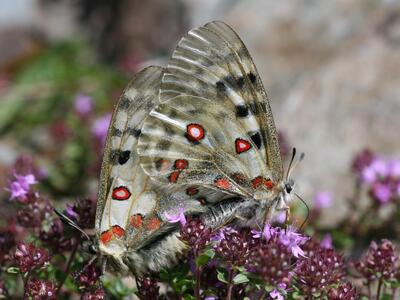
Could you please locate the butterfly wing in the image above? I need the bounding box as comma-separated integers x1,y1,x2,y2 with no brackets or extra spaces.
96,66,166,245
161,21,282,181
138,21,283,200
96,64,228,251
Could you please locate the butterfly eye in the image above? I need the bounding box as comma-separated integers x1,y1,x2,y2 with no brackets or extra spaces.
89,244,98,254
285,183,293,194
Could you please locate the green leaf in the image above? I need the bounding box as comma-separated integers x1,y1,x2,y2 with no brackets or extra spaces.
292,291,303,299
196,249,215,267
6,267,20,274
217,270,229,284
233,273,249,285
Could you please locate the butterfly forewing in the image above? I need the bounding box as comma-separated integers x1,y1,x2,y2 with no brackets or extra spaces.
160,21,282,182
138,21,283,200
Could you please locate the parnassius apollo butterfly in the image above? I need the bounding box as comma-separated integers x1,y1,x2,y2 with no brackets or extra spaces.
95,21,297,275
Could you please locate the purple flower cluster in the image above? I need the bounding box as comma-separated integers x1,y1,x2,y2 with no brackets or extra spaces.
353,149,400,204
355,239,399,282
294,241,345,297
214,227,249,267
14,243,49,273
327,282,358,300
25,279,56,299
251,224,309,258
136,275,160,299
75,263,105,299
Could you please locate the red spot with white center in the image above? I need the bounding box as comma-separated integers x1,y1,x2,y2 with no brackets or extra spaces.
251,176,274,190
112,186,131,200
264,179,274,190
130,214,143,229
112,225,125,238
100,225,125,244
215,177,232,190
174,159,189,170
186,123,205,142
168,171,180,183
100,230,112,244
235,138,252,154
146,217,161,230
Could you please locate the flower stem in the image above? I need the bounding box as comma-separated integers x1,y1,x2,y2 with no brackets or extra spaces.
226,269,234,300
194,265,202,300
258,289,267,300
56,239,79,297
22,272,31,298
392,287,397,300
376,279,383,300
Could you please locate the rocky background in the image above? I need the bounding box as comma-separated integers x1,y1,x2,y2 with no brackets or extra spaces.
1,0,399,225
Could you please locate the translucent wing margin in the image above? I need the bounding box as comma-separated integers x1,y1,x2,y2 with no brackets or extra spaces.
160,21,283,182
95,66,165,240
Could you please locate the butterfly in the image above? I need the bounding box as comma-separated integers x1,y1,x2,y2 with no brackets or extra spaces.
94,21,299,275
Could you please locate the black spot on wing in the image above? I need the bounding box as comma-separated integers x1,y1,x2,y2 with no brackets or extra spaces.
157,140,171,151
118,150,131,165
250,131,262,149
111,127,123,137
236,105,249,118
237,76,245,88
248,72,257,84
216,81,226,92
118,97,131,110
127,127,141,138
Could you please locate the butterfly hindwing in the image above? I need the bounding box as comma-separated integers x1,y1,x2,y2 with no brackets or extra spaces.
96,66,165,245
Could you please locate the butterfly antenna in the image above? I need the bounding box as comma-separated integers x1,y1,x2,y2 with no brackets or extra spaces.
295,193,309,231
287,151,305,181
286,148,297,181
54,209,90,241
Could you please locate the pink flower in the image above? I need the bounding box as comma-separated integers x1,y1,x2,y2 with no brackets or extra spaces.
74,94,93,117
388,159,400,178
362,167,376,183
370,159,389,177
164,207,187,226
6,174,37,202
269,289,284,300
279,227,309,258
372,182,392,203
91,113,111,145
270,283,286,300
252,224,308,258
320,234,333,249
313,191,333,209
